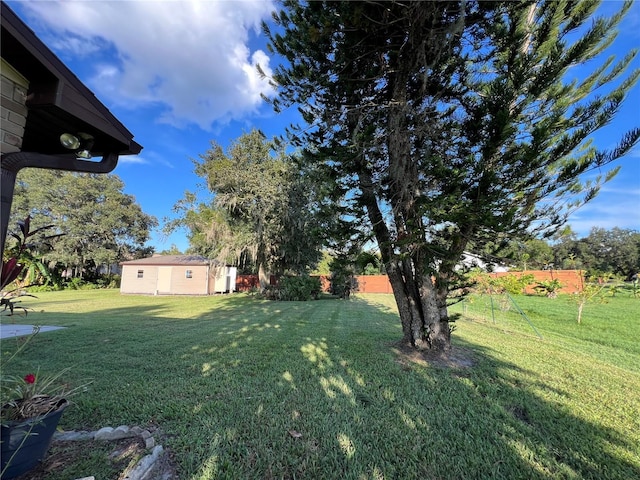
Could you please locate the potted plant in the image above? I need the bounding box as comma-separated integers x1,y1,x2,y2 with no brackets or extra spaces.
0,338,73,479
1,216,80,478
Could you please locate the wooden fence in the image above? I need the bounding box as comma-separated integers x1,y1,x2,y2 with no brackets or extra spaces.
235,275,277,291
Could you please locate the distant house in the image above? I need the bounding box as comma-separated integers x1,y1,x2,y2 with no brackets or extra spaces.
458,252,509,272
120,255,237,295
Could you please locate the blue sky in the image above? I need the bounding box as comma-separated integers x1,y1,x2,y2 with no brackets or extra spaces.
8,0,640,253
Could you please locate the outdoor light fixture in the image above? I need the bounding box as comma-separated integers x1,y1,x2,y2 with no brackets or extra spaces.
59,132,94,159
59,132,80,150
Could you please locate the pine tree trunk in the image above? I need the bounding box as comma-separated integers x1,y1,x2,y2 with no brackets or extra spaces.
357,169,452,351
421,273,451,351
387,264,427,348
386,261,451,351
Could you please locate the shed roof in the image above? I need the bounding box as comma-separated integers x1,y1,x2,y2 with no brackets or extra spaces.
121,255,213,267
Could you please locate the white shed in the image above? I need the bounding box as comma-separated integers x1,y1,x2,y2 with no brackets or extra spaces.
120,255,237,295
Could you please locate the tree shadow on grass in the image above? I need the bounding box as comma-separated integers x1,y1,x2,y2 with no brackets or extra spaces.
168,295,639,479
4,292,638,479
391,339,638,479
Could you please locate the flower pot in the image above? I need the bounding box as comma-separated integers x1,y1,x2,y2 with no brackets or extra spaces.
1,400,68,479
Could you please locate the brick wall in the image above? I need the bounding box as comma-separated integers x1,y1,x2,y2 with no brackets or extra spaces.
348,272,584,294
315,275,392,294
487,270,584,294
237,271,584,294
1,59,28,155
325,272,583,294
353,275,393,294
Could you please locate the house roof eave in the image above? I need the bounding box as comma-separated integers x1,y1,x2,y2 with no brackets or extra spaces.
1,2,141,156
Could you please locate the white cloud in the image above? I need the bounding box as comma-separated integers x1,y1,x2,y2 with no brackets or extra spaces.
118,150,176,169
568,188,640,236
48,33,109,58
600,185,640,196
22,0,276,130
117,155,148,165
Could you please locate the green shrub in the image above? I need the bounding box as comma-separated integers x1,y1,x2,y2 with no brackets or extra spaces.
467,271,535,295
95,275,121,289
330,272,358,299
27,284,62,292
264,275,321,301
108,276,121,289
493,274,535,295
261,285,282,301
66,277,85,290
534,278,564,298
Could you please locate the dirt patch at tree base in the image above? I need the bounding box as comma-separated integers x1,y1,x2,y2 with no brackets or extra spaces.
392,342,476,370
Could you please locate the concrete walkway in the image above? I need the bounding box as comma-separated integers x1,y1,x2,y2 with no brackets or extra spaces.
0,324,66,339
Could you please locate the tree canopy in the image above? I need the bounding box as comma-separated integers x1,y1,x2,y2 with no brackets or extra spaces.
265,0,639,349
166,129,332,284
552,227,640,278
10,169,157,278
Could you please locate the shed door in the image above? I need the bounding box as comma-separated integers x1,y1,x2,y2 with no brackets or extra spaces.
157,267,172,293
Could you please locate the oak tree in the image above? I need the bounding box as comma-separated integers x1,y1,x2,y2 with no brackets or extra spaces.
167,129,330,287
10,169,157,278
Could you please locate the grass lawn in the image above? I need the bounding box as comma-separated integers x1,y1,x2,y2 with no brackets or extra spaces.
1,289,638,479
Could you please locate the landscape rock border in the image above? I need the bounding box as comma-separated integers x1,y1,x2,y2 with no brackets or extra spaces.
53,425,175,480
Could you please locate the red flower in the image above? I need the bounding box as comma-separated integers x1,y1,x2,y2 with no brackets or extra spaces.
24,373,36,384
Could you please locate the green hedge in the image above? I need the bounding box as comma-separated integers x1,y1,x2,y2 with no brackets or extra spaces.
263,275,322,301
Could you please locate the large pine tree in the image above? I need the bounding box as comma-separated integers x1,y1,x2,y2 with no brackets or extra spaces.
265,0,639,350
